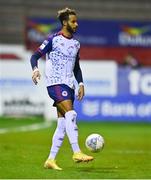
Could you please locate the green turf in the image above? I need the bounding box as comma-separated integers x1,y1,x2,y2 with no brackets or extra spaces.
0,116,43,128
0,117,151,179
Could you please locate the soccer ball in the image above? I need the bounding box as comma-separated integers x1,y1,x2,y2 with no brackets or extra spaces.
85,133,104,152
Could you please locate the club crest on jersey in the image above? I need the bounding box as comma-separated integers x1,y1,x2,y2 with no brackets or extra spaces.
62,91,68,97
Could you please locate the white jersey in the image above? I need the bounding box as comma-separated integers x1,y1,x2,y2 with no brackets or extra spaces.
38,32,80,89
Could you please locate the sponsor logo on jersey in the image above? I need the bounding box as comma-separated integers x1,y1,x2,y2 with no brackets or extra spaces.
39,40,49,50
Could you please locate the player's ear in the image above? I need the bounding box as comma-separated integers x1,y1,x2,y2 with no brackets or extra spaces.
63,20,67,26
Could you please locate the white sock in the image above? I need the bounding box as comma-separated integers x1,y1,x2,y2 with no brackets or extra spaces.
48,117,65,160
65,110,80,153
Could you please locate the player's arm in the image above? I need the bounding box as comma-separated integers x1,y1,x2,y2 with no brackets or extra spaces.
30,38,52,85
73,52,85,100
30,51,42,85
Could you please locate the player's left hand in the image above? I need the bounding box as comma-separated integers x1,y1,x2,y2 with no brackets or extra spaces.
77,84,85,101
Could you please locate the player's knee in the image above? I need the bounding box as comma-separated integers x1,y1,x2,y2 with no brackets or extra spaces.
65,110,77,122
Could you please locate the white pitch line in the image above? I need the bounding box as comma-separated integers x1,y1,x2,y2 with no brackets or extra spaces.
0,122,51,134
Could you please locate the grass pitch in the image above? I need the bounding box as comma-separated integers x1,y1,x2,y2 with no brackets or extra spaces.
0,116,151,179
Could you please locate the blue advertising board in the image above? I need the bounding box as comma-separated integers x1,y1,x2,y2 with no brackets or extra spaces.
75,67,151,122
76,20,151,47
26,18,151,48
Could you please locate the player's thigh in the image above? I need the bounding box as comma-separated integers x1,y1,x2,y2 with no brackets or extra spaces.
56,99,73,115
57,108,64,118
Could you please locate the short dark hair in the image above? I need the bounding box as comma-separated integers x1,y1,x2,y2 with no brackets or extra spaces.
57,7,76,25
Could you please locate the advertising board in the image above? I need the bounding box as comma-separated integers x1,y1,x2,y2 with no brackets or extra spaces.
75,67,151,121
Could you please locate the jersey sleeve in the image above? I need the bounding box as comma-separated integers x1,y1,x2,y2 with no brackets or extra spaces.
38,36,53,55
73,51,83,84
30,35,53,70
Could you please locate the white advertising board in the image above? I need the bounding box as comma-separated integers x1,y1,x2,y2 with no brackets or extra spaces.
0,45,56,120
80,61,117,96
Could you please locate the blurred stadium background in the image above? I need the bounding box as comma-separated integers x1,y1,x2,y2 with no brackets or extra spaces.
0,0,151,179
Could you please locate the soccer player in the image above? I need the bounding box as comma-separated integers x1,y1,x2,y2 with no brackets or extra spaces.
30,7,93,170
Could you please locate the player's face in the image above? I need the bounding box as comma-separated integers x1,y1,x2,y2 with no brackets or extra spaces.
66,15,78,34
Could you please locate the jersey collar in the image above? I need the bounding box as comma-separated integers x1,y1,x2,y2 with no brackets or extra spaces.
58,31,73,39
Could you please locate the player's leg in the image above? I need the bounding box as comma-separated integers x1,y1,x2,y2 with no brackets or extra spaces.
48,110,65,160
56,100,80,153
44,109,65,170
46,84,93,164
56,100,94,163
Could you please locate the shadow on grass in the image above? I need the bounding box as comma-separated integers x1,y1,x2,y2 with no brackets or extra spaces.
76,166,123,174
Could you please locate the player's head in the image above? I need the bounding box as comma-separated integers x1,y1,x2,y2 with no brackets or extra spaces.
57,7,78,34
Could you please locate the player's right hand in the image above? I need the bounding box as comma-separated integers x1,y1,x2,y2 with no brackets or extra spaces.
32,68,41,85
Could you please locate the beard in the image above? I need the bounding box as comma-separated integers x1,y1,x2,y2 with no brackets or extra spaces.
66,23,76,34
